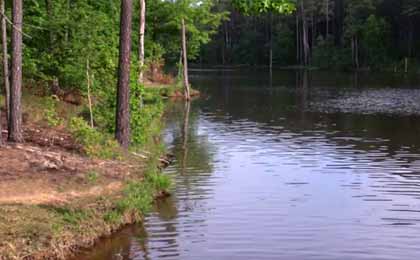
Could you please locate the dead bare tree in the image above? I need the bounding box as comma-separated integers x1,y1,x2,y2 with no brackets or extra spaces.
181,18,190,100
1,0,9,123
138,0,146,83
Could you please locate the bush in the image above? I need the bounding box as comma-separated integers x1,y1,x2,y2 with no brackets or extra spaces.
43,96,63,127
69,117,121,159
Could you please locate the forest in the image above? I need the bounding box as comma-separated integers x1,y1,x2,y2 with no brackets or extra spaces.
202,0,420,71
0,0,225,147
2,0,420,259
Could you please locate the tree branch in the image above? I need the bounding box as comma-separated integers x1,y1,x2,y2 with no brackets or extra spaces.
0,11,31,39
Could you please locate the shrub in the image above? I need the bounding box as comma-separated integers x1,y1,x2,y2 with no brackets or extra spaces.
69,117,121,159
43,96,63,127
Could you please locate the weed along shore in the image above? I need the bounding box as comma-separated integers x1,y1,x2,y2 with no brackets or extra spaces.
0,86,174,259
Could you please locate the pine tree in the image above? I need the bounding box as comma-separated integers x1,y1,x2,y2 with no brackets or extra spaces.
116,0,133,149
8,0,23,143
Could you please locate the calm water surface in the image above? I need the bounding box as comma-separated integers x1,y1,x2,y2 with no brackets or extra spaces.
77,70,420,260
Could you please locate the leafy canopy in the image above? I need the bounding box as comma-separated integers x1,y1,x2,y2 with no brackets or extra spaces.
231,0,296,15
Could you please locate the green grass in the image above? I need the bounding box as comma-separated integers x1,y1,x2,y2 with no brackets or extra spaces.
86,170,100,184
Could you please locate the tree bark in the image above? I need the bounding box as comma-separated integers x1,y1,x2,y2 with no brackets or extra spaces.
181,18,190,100
86,59,94,128
296,11,300,64
301,1,309,66
181,100,190,174
1,0,10,122
0,107,2,146
269,12,273,69
311,12,315,50
8,0,23,143
326,0,329,36
115,0,133,149
355,36,359,69
138,0,145,83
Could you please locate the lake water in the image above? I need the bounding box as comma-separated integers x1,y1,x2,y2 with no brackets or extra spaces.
77,70,420,260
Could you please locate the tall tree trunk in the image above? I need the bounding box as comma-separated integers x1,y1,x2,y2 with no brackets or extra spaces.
221,40,225,65
138,0,145,83
355,35,359,69
352,35,359,69
0,107,2,145
221,21,228,65
269,12,273,69
181,18,190,100
221,22,228,65
311,12,315,50
1,0,10,122
115,0,133,149
8,0,23,143
351,35,355,66
296,11,300,64
177,49,183,79
326,0,329,36
301,1,309,66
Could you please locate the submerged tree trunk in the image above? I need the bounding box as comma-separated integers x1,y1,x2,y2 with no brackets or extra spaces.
8,0,23,143
138,0,145,83
115,0,133,149
181,101,190,174
181,18,190,100
1,0,10,122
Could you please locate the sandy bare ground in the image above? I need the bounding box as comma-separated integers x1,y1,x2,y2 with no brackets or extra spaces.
0,124,142,206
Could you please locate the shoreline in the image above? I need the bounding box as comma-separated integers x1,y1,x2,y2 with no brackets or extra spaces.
0,90,173,259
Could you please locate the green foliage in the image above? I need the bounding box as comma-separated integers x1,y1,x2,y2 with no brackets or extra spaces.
51,207,90,226
24,0,119,89
312,36,352,69
272,21,295,65
43,96,62,127
145,170,172,191
86,171,100,184
69,117,121,159
146,0,227,62
103,210,121,224
344,0,377,37
117,173,170,214
117,181,154,214
361,15,391,67
232,0,296,15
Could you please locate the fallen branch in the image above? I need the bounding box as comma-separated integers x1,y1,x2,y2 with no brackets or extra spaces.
131,152,148,159
159,157,170,165
0,11,31,39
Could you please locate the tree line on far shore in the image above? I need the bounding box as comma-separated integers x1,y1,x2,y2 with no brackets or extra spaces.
202,0,420,71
